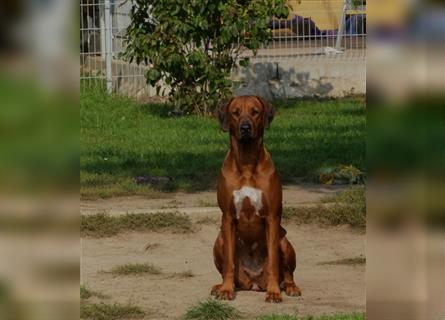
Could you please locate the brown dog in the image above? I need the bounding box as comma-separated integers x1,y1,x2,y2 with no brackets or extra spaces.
211,96,302,303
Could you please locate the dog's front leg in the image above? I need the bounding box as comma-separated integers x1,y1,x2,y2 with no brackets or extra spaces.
215,213,236,300
265,215,282,302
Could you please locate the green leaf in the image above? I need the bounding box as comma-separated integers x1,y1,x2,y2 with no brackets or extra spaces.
239,58,250,67
147,68,161,82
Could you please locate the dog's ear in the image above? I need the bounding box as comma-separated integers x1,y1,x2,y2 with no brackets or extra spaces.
216,97,233,132
257,96,275,129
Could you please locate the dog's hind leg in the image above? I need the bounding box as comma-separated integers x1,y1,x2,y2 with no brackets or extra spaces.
212,232,224,275
280,236,302,296
211,233,224,295
211,232,235,300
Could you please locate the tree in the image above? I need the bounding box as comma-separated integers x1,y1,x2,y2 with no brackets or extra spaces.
124,0,289,115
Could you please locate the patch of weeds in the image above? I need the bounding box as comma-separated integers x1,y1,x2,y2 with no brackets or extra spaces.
80,173,166,200
321,186,366,228
80,285,92,300
80,302,145,320
107,263,162,276
283,186,365,228
283,206,322,225
198,200,217,207
322,185,365,205
119,211,193,232
196,216,219,225
318,165,365,185
160,204,178,209
318,256,365,266
160,199,183,209
81,213,120,238
183,298,242,320
81,212,193,237
81,285,109,300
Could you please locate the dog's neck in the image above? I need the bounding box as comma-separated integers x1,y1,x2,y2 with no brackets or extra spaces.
230,135,265,175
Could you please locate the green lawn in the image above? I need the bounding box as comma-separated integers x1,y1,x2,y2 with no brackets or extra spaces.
81,88,365,198
182,298,365,320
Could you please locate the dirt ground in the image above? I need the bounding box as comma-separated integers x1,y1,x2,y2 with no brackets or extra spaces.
81,185,365,319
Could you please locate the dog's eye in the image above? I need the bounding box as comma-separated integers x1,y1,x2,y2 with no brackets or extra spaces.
232,110,240,117
252,109,259,116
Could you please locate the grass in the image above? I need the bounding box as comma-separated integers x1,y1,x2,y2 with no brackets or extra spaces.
81,87,365,198
182,300,364,320
257,314,365,320
103,263,194,278
283,186,365,228
196,216,220,225
183,298,242,320
80,302,145,320
80,285,92,299
198,199,218,207
81,285,109,300
107,263,162,276
321,186,366,228
318,256,366,266
81,211,193,237
80,283,144,319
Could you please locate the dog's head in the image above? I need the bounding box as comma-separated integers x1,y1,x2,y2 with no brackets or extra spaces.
217,96,275,143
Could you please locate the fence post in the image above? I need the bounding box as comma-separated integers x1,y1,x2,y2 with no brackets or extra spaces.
335,0,348,51
104,0,113,93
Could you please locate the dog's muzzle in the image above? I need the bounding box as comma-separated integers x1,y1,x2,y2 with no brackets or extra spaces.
239,122,253,141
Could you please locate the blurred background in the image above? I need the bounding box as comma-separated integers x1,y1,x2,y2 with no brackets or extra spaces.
0,0,444,319
0,0,79,320
367,0,445,319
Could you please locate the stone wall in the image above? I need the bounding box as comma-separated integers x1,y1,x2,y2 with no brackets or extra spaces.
232,58,365,100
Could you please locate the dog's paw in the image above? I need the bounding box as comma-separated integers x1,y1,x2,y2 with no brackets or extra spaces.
284,283,302,297
265,290,282,303
211,284,234,300
210,284,222,296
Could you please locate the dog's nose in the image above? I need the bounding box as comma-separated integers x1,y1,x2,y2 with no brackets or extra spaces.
240,122,251,134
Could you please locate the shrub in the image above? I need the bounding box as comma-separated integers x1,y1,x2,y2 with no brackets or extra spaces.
124,0,289,115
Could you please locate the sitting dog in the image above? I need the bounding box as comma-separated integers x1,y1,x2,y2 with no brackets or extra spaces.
211,96,301,303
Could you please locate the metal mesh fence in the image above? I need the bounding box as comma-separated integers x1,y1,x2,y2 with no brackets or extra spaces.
80,0,366,97
80,0,151,97
252,0,366,62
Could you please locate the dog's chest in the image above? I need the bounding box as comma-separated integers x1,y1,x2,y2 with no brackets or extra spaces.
232,186,263,219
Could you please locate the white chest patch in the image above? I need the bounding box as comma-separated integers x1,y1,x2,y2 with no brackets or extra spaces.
232,186,263,218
